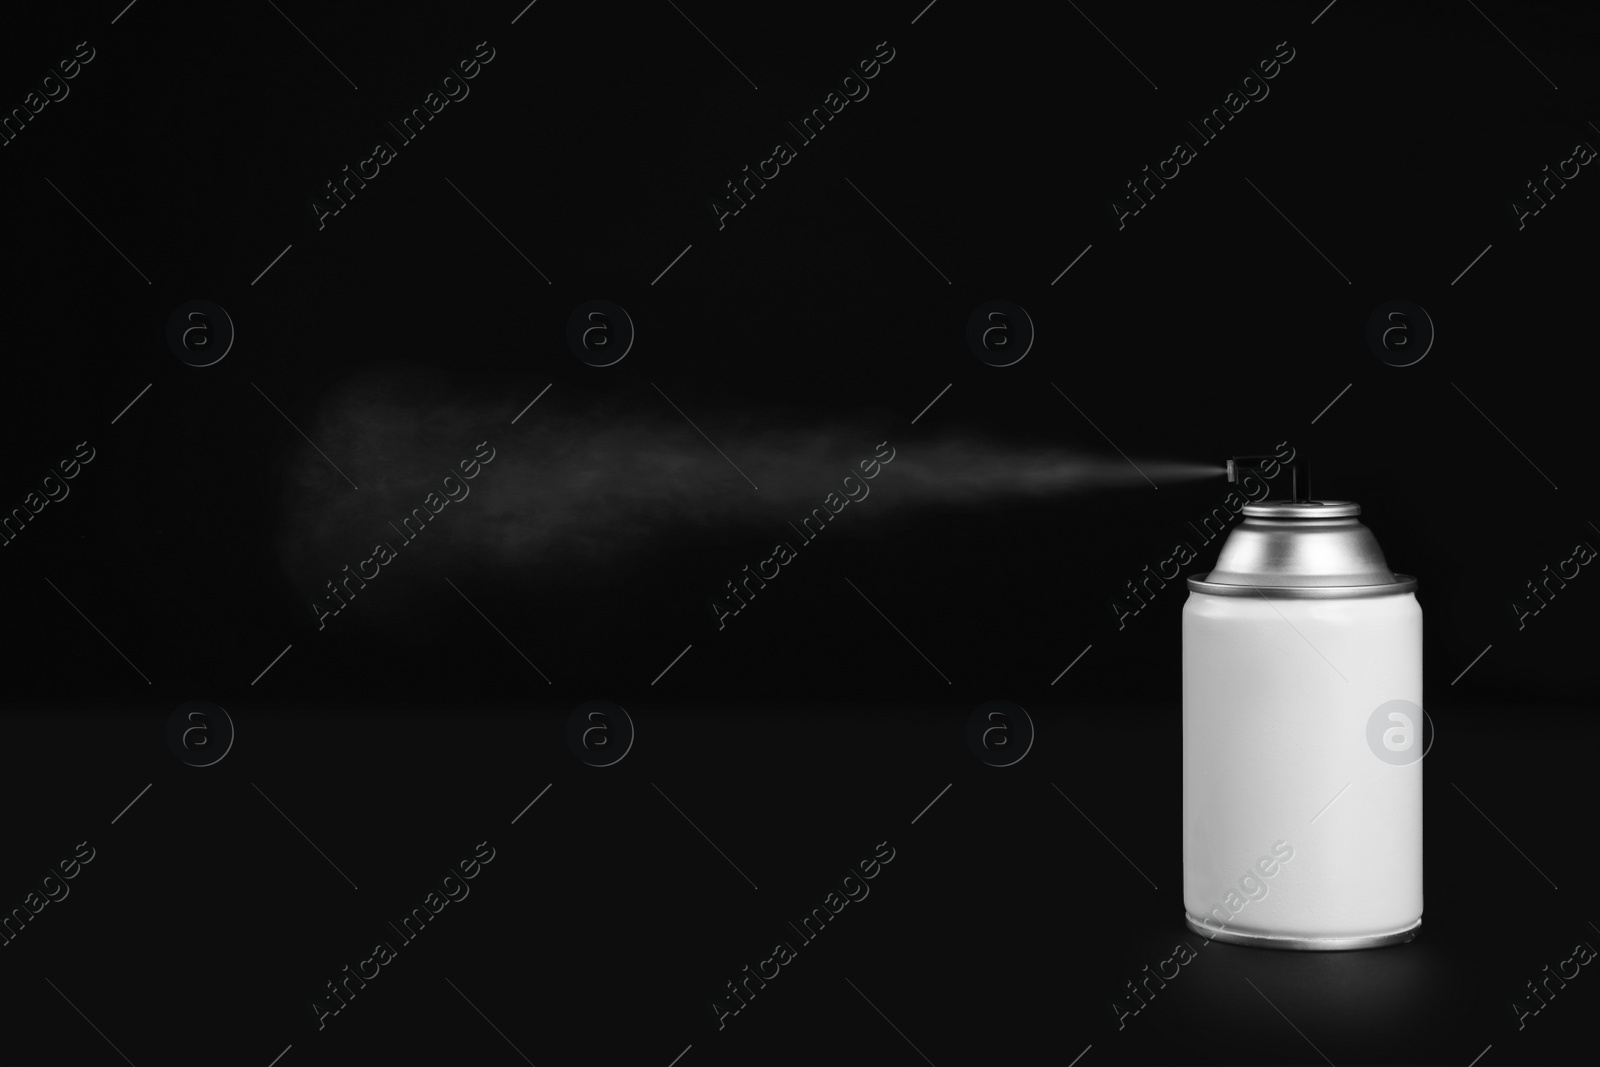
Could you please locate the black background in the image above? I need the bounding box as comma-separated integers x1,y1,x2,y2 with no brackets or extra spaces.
1,1,1595,1064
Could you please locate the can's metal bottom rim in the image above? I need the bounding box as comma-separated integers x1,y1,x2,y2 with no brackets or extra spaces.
1183,914,1421,951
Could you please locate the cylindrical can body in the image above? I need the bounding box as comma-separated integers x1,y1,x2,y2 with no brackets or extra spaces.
1182,590,1422,948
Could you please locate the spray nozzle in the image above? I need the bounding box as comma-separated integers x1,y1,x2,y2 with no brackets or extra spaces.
1227,454,1310,502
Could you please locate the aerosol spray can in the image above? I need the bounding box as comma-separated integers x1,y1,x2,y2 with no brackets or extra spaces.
1182,475,1422,950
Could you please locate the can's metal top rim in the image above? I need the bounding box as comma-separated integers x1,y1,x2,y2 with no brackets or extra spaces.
1242,500,1360,518
1186,572,1418,598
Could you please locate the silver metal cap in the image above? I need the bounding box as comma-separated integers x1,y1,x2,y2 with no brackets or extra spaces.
1187,500,1417,598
